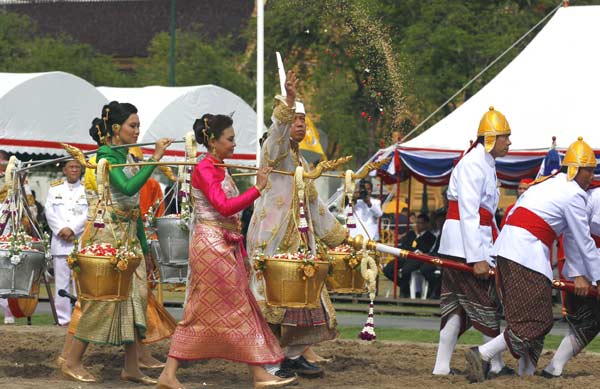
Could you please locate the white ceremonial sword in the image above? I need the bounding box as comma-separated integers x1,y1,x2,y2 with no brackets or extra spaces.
276,51,287,97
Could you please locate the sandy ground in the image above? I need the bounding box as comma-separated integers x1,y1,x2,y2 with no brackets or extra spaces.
0,326,599,388
0,326,600,389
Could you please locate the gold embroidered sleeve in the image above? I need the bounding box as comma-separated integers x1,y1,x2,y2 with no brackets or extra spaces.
273,100,295,124
263,145,288,168
319,222,347,248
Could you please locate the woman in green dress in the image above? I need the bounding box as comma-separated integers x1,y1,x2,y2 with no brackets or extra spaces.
61,101,172,384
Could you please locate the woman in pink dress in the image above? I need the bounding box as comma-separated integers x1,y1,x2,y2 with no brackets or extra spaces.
157,114,296,389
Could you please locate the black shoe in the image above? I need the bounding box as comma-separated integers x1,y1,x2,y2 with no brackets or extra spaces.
274,368,297,379
465,347,490,383
540,370,560,379
281,356,324,377
488,365,515,378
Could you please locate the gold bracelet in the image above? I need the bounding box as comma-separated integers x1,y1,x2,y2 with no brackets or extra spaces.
254,185,264,194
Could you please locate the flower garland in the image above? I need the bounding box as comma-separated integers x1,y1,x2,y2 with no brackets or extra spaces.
294,166,309,233
344,170,356,229
70,241,141,273
358,246,378,341
93,158,109,228
329,244,360,269
0,230,34,266
66,239,80,272
253,248,321,280
0,156,18,232
178,131,197,228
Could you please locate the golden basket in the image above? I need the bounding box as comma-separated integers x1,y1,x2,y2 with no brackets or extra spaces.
263,257,330,309
75,253,141,301
325,251,366,294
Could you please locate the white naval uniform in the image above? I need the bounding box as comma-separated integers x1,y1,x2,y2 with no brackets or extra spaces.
562,187,600,284
44,179,87,325
438,143,499,265
494,173,600,282
347,198,383,241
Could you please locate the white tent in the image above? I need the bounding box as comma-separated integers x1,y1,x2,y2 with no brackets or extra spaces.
0,71,108,155
402,5,600,152
98,85,261,163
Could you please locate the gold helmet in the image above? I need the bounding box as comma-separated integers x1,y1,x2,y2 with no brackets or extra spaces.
477,106,511,153
562,136,597,181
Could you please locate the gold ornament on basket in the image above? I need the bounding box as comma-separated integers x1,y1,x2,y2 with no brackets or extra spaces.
260,250,330,309
325,245,365,294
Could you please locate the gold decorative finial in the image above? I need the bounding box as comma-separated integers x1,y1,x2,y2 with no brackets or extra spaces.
353,157,391,179
304,155,352,179
60,143,97,169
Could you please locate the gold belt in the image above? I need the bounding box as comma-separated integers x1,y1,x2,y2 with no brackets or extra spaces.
112,207,140,221
199,220,241,233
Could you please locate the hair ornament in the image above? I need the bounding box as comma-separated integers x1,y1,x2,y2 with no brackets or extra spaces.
96,124,107,145
102,107,111,136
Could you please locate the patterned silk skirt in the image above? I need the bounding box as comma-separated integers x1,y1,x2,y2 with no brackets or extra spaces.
168,223,284,364
565,292,600,349
439,254,501,337
496,256,553,365
73,218,147,345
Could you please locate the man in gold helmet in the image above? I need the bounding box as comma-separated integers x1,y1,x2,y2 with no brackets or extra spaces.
433,107,511,376
542,165,600,378
466,137,600,382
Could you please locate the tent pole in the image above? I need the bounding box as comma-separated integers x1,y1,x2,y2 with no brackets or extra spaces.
256,0,264,171
393,161,400,299
406,176,412,238
376,174,384,297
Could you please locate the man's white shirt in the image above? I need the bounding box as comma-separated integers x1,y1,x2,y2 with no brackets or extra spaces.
45,179,87,255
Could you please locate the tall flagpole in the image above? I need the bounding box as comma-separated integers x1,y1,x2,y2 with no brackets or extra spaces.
256,0,264,170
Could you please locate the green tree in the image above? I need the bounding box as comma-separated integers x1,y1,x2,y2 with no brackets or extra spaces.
136,30,255,103
0,12,124,86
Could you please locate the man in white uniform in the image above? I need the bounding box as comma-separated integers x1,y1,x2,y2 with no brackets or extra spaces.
45,160,87,326
466,137,600,381
542,183,600,377
433,107,511,376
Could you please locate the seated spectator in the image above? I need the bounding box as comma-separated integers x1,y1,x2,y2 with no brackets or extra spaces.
382,213,436,297
420,210,447,299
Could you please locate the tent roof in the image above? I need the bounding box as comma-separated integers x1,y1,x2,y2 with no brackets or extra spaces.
402,5,600,152
0,71,108,155
98,85,261,162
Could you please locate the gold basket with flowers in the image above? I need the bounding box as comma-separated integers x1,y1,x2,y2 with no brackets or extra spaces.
253,250,330,309
325,244,366,294
71,242,141,301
